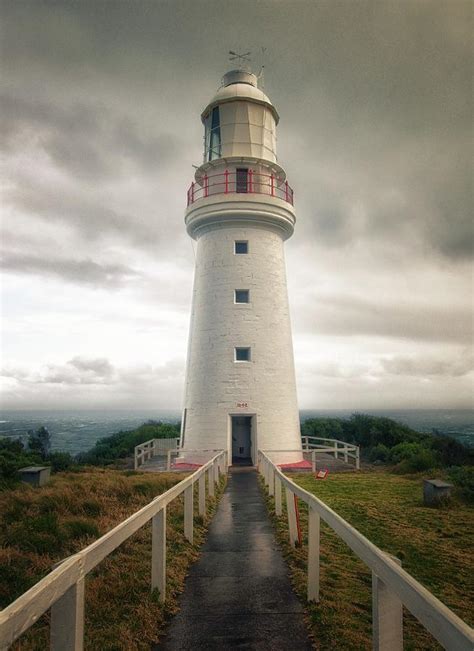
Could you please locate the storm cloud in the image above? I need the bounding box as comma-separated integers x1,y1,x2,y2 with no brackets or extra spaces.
0,0,472,410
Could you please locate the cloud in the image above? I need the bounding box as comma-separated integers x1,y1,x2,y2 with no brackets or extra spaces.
1,358,185,409
0,93,180,180
1,251,139,288
381,352,474,378
0,0,472,410
299,294,473,344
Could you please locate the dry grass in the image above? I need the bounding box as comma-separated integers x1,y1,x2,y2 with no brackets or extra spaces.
262,469,474,651
0,467,226,650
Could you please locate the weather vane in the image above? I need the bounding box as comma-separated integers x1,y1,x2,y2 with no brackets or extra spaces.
229,50,251,69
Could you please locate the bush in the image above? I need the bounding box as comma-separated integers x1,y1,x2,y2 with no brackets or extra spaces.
430,434,474,467
389,442,426,465
27,426,51,459
0,438,41,483
368,443,390,463
448,466,474,502
395,448,438,473
77,421,180,466
49,452,74,472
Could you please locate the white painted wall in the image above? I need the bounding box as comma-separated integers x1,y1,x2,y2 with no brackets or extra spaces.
182,222,301,463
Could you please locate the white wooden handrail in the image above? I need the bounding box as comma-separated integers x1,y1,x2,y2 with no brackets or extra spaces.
0,450,227,651
301,436,360,469
258,450,473,651
134,437,180,470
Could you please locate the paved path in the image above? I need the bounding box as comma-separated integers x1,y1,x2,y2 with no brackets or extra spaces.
157,468,313,650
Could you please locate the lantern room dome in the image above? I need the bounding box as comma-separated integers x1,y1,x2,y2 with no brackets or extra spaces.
202,76,279,124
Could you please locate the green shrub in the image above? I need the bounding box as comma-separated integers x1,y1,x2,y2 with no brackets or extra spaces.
396,449,438,473
77,421,180,466
389,442,426,464
448,466,474,502
49,452,74,472
368,443,390,463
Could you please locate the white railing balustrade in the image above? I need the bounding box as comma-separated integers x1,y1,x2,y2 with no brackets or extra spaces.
134,437,180,470
258,450,474,651
301,436,360,469
0,450,227,651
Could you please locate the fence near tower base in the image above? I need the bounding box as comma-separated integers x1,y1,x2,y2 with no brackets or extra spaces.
134,437,180,470
0,450,227,651
258,450,474,651
302,436,360,469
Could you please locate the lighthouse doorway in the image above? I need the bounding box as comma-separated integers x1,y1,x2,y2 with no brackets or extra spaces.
231,416,252,465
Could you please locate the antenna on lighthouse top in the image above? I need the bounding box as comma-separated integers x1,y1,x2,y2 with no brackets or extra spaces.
229,50,251,70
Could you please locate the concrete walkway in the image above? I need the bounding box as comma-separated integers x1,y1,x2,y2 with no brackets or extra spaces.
157,468,313,650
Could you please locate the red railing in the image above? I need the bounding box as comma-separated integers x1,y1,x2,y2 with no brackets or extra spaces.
186,170,294,207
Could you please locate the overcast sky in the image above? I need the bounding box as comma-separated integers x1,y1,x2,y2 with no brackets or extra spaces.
0,0,472,411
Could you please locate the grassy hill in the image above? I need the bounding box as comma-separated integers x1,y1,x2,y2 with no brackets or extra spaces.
1,467,225,650
264,470,474,650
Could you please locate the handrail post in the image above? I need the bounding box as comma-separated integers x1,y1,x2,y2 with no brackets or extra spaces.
198,473,206,516
307,506,320,602
334,442,338,459
184,484,193,543
208,466,215,497
344,446,348,464
311,449,316,473
166,449,171,471
274,475,282,516
213,459,219,486
51,576,85,651
134,448,138,470
151,506,166,602
268,466,275,496
372,556,403,651
285,488,298,547
356,447,360,470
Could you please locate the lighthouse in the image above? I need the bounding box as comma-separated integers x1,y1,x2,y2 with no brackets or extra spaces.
181,67,302,466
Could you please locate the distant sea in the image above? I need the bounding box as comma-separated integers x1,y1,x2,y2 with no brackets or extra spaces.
0,408,472,455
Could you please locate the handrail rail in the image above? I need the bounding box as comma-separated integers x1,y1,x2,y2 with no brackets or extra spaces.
258,450,474,651
186,169,294,207
301,436,360,469
0,450,227,650
134,437,180,470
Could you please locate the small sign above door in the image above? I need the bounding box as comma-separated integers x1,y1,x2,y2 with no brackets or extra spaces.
236,402,248,408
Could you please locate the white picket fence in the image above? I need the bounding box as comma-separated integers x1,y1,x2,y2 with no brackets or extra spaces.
134,437,180,470
302,435,360,469
0,450,227,651
258,450,474,651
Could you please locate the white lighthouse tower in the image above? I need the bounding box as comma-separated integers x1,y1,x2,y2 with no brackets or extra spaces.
181,66,302,466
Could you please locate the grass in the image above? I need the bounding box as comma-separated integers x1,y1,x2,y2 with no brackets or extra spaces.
1,466,226,650
262,469,474,651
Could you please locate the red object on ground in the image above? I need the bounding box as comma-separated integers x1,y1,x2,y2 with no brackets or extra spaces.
278,459,313,470
172,462,203,470
316,469,329,479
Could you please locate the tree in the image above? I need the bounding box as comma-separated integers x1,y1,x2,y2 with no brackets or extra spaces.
27,426,51,460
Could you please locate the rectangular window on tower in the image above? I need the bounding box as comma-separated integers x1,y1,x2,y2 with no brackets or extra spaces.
235,290,249,303
235,347,251,362
234,241,248,254
208,106,221,161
